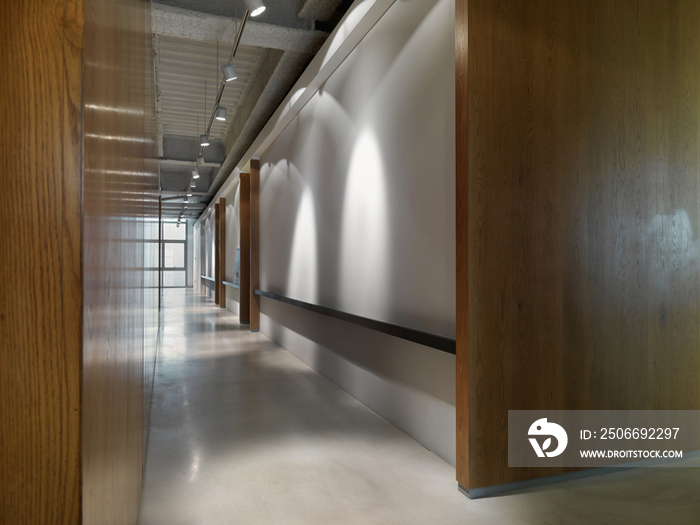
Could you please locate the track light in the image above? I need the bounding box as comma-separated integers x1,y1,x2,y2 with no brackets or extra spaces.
187,193,192,197
221,63,237,82
200,134,209,147
191,169,200,180
244,0,266,17
197,155,204,166
215,106,227,121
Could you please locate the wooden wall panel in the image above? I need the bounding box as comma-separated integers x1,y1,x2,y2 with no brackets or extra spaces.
455,0,469,488
457,0,700,489
0,0,84,522
1,0,156,520
82,1,158,524
240,173,251,324
250,160,261,330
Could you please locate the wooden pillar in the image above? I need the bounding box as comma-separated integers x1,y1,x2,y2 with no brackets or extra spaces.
240,173,251,324
457,0,700,493
214,202,220,304
219,198,226,308
250,159,260,331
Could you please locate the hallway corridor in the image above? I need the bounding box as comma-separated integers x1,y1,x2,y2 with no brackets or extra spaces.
138,290,700,525
138,289,470,524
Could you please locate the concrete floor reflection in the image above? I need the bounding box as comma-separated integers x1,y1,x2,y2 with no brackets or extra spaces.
139,289,700,525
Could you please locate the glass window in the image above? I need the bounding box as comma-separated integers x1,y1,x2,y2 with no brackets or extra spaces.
163,222,186,240
164,243,185,268
163,271,186,287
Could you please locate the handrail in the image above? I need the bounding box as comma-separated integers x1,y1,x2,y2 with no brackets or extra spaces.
254,289,456,355
223,280,240,289
200,275,215,282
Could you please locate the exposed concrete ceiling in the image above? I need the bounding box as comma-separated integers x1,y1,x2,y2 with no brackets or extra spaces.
152,0,351,219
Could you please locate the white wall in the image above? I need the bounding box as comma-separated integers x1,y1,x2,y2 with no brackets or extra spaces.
202,214,216,299
258,0,456,465
186,219,194,287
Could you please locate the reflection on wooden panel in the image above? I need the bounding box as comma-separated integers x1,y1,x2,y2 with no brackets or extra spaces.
458,0,700,489
240,173,251,324
82,1,158,524
0,0,83,522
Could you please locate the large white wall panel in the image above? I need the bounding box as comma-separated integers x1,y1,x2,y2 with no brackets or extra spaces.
259,0,456,465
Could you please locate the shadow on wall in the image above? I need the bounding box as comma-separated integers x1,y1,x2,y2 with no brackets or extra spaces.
259,0,455,337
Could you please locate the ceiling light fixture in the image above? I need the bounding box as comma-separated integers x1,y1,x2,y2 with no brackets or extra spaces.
221,63,237,82
244,0,266,17
191,169,200,180
197,155,204,166
199,134,209,147
215,106,227,121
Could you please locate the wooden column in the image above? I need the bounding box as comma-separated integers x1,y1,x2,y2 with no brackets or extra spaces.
455,0,469,489
214,202,220,304
240,173,251,324
1,0,157,521
457,0,700,492
250,160,261,331
219,198,227,308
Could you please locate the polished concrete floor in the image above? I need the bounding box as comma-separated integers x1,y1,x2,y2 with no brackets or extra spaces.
139,289,700,524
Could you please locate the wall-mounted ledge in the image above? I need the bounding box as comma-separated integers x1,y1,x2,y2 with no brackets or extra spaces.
254,289,456,354
223,280,240,289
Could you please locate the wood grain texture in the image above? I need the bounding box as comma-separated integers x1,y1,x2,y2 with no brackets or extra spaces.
455,0,469,488
250,160,261,330
215,202,221,304
0,0,83,522
82,0,158,523
457,0,700,489
240,173,251,324
220,198,227,307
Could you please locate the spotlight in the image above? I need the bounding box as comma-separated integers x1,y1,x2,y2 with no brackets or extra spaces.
191,169,200,180
200,134,209,147
244,0,266,17
197,155,204,166
215,106,227,121
221,63,237,82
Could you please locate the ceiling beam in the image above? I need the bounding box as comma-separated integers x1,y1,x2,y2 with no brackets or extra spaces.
152,4,327,55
